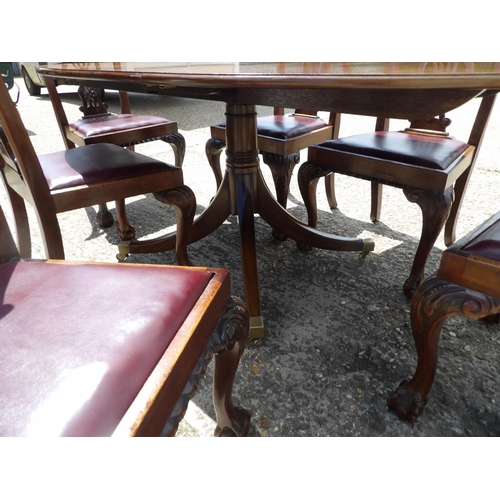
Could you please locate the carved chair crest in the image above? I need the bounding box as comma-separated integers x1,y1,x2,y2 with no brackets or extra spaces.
77,85,109,118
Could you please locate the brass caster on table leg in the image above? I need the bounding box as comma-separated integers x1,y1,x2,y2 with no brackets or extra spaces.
116,240,131,262
359,237,375,261
359,251,370,261
247,316,265,345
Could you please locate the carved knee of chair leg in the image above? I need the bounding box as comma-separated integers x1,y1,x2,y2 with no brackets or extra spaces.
402,187,454,298
163,133,186,168
152,185,197,266
261,151,299,209
206,138,226,190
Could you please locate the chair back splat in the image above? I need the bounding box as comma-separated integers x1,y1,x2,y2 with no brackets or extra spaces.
298,92,497,297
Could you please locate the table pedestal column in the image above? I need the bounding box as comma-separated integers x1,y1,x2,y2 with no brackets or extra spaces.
225,104,265,340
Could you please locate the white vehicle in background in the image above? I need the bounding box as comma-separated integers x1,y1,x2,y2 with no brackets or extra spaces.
19,63,103,99
19,63,49,96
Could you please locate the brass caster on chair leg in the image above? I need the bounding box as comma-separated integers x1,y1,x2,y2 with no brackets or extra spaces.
117,240,131,262
359,237,375,261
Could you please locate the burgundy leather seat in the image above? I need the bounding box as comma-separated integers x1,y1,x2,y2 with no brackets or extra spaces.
69,114,177,144
319,131,470,171
461,218,500,261
215,114,330,140
0,261,213,436
40,143,181,191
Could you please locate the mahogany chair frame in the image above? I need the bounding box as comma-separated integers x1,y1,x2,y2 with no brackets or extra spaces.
387,211,500,423
42,68,186,241
0,204,250,437
0,74,195,264
298,93,497,297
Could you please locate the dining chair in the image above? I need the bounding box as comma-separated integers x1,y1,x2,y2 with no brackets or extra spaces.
206,108,336,239
0,204,250,437
42,67,186,241
298,92,497,297
387,210,500,423
0,74,195,265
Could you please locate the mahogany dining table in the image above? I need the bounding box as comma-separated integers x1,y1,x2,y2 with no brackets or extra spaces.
38,62,500,340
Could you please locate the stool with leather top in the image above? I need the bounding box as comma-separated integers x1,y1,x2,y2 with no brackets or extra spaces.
0,204,250,436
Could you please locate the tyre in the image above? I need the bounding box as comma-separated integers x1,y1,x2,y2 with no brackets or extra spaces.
21,67,41,96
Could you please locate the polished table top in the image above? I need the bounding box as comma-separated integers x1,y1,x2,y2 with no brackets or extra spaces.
39,62,500,119
38,62,500,339
39,62,500,88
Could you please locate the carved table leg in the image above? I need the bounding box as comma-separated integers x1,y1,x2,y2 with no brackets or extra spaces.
402,186,454,298
387,277,500,422
262,151,300,241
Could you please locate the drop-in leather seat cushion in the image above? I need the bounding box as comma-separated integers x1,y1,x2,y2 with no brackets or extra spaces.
215,115,329,140
39,143,180,191
69,114,174,137
0,261,214,436
461,219,500,262
316,131,470,170
256,115,329,140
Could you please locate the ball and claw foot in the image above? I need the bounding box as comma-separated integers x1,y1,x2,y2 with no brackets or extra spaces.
96,210,114,228
403,275,422,298
271,227,287,242
214,407,251,437
387,380,427,423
